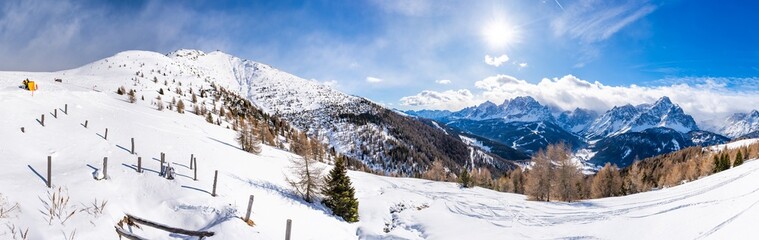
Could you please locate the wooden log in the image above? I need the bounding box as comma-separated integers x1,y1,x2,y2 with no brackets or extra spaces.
137,157,142,173
125,214,215,237
114,225,148,240
47,156,52,188
245,195,255,223
131,138,135,155
103,157,108,179
212,170,218,197
285,219,292,240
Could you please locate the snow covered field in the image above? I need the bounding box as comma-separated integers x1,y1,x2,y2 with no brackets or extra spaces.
2,57,759,239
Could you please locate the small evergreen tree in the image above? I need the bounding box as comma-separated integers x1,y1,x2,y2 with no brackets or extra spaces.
321,157,359,223
116,86,126,95
734,151,744,167
459,168,471,188
158,88,164,95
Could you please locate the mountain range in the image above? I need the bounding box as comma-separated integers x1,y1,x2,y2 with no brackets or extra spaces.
406,96,757,167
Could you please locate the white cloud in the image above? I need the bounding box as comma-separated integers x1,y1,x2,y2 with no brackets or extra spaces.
518,62,528,68
551,0,656,43
400,89,475,110
366,76,383,83
435,79,452,85
401,74,759,124
484,54,509,67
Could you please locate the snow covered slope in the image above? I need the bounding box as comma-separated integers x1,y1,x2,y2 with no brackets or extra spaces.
17,49,510,176
1,73,759,239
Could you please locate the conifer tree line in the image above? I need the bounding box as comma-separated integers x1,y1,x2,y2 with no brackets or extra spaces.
482,142,759,202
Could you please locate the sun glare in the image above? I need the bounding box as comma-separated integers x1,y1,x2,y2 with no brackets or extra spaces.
482,20,519,49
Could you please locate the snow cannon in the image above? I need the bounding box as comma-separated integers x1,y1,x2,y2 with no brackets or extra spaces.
22,79,37,91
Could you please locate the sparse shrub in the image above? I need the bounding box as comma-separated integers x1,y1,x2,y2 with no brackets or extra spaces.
40,187,78,225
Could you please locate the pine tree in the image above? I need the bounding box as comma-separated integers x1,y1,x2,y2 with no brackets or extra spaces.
734,151,744,167
458,168,471,188
321,157,359,223
722,153,731,170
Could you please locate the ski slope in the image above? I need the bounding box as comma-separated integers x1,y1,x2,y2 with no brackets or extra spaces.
2,57,759,239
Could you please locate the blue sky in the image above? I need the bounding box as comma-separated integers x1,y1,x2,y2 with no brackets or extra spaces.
1,0,757,120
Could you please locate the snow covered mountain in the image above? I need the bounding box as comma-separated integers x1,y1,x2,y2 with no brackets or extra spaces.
719,110,759,138
583,96,699,140
556,108,598,133
53,49,516,176
446,96,555,122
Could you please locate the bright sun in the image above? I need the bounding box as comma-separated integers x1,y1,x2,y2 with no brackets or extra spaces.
482,20,519,49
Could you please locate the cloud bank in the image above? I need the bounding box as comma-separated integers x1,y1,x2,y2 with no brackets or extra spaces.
400,74,759,124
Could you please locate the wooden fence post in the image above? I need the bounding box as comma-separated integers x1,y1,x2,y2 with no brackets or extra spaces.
64,104,68,114
47,156,52,188
160,152,165,176
41,114,45,127
84,120,88,128
190,154,194,169
193,158,197,181
131,138,135,154
212,170,218,197
53,109,57,118
103,157,108,179
285,219,292,240
137,157,142,173
104,128,108,140
244,195,255,223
